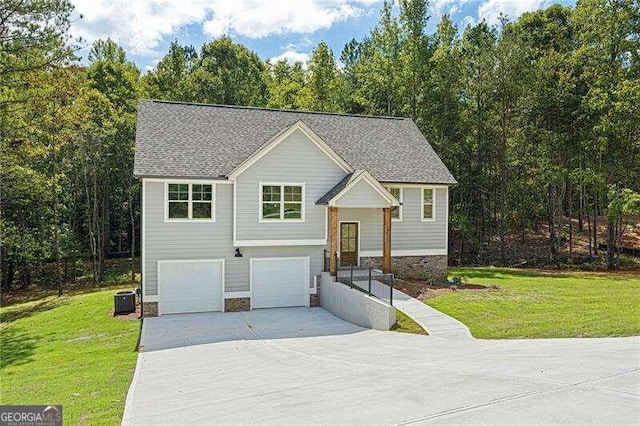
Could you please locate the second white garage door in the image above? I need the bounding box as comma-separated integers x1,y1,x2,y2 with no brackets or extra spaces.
251,257,309,309
158,260,224,315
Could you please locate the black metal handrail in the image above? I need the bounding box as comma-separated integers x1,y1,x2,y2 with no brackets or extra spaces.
323,249,394,305
323,249,328,272
323,249,342,272
336,264,395,306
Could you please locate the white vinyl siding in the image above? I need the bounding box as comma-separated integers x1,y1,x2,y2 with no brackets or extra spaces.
235,128,346,242
335,187,447,254
143,179,325,297
145,181,241,295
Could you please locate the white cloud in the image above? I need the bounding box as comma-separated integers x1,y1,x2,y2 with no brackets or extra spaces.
431,0,470,17
70,0,380,58
269,50,310,66
71,0,209,55
461,15,476,29
478,0,545,25
202,0,365,38
143,58,161,74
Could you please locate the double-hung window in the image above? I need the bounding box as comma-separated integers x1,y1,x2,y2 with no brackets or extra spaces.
385,186,402,221
167,183,214,220
422,187,435,221
261,184,304,221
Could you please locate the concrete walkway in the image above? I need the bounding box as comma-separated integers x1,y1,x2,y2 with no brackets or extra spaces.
123,308,640,425
353,278,472,340
393,288,473,340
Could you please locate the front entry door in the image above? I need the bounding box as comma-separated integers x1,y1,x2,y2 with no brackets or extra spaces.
340,222,359,266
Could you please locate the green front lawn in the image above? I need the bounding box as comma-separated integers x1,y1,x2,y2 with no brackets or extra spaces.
392,309,427,335
426,268,640,339
0,288,140,424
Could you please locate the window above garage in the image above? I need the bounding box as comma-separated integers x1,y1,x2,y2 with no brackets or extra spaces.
166,182,215,221
260,183,305,222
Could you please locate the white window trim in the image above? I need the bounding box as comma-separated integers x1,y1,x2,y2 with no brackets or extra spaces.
385,185,403,222
165,181,216,222
225,291,251,299
142,179,146,297
445,186,449,252
258,182,305,223
421,187,436,222
360,248,447,257
234,239,326,247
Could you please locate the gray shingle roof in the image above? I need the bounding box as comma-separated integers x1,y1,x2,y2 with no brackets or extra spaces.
316,171,358,205
134,100,457,184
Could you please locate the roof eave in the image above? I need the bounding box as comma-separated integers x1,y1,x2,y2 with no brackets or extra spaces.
135,173,229,181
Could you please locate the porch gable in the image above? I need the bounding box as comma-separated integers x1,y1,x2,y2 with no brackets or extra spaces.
317,170,399,208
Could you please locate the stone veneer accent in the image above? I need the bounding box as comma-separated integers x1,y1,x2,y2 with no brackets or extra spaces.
142,302,158,317
225,297,250,312
310,275,321,307
360,255,448,282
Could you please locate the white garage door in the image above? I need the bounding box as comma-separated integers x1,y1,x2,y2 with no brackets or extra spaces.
251,257,309,309
158,260,224,315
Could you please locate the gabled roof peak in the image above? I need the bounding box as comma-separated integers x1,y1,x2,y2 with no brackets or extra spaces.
317,170,400,207
228,119,353,179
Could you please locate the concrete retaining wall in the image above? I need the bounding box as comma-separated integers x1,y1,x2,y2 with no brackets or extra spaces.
320,272,396,331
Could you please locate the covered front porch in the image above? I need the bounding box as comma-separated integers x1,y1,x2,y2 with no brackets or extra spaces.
316,170,400,276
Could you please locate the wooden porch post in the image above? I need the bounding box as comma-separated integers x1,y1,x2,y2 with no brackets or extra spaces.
382,207,391,274
329,207,338,275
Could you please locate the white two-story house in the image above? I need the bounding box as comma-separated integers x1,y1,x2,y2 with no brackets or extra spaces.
134,100,457,316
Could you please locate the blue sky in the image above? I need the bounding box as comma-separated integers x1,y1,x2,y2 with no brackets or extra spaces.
69,0,575,71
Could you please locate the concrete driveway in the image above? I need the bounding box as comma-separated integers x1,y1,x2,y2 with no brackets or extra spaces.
123,308,640,425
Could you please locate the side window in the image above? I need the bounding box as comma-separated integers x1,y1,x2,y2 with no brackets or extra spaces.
191,184,213,219
422,188,434,221
167,183,214,220
168,184,189,219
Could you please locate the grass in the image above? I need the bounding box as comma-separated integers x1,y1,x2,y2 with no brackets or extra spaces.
425,267,640,339
392,309,427,335
0,287,140,424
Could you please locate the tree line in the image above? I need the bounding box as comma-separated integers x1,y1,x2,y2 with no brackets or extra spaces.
1,0,639,293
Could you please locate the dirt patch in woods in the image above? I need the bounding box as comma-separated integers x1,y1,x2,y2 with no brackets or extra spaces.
394,280,495,300
450,215,640,270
